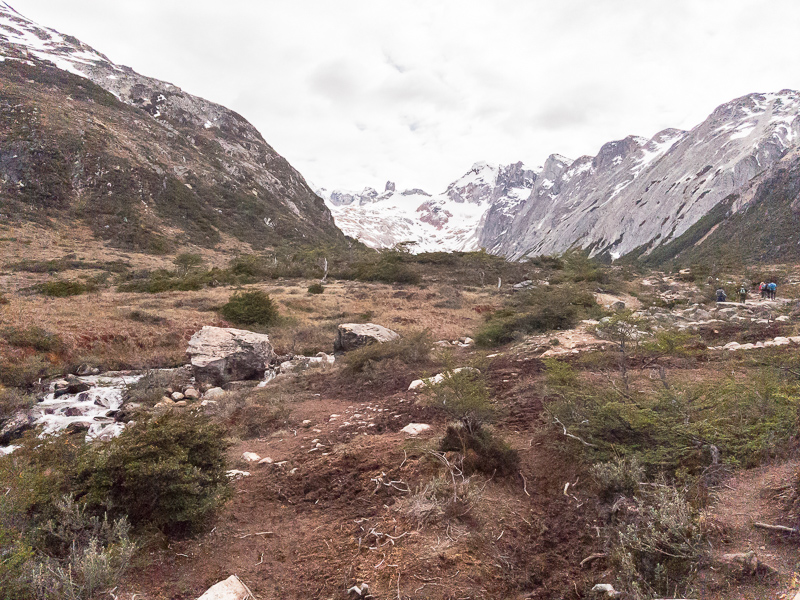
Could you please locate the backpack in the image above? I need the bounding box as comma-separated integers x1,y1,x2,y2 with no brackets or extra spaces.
739,287,746,295
768,282,777,291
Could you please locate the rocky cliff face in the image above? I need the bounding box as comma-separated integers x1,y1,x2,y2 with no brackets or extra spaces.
0,2,342,251
323,90,800,261
318,161,536,252
487,91,800,260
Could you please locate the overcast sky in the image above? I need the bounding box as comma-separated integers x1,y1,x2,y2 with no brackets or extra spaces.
10,0,800,192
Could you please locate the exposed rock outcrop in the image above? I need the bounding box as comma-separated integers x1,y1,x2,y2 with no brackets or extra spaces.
334,323,399,353
187,326,275,386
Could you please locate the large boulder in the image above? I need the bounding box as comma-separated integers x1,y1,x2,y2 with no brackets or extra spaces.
334,323,400,353
187,326,275,386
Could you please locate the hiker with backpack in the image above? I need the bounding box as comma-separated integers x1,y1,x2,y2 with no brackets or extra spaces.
738,284,747,303
767,281,777,300
759,282,766,299
716,288,727,302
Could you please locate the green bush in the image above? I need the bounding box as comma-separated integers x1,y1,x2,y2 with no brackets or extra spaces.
307,282,325,294
475,284,600,346
341,330,433,375
219,290,278,327
0,292,8,305
353,253,421,284
76,413,230,535
1,326,65,353
424,368,493,431
544,360,800,474
38,280,94,297
440,423,519,477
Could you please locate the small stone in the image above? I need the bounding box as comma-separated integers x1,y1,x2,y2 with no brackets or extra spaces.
301,419,312,427
171,392,185,401
401,423,431,436
184,388,200,400
241,452,261,462
258,457,274,465
173,400,187,407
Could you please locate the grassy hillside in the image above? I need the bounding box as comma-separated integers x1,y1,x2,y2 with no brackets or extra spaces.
0,60,344,254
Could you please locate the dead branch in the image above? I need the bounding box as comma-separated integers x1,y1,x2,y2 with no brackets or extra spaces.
520,471,530,496
580,553,607,567
553,416,598,448
753,522,799,534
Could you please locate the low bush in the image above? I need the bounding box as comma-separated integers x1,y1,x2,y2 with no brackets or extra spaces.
611,486,706,600
75,413,231,535
544,359,800,474
341,330,433,375
475,283,600,346
208,388,290,439
440,422,519,476
27,497,136,600
307,282,325,294
591,456,644,502
0,292,8,305
0,355,62,389
352,253,421,284
38,280,94,297
1,326,65,353
219,290,278,327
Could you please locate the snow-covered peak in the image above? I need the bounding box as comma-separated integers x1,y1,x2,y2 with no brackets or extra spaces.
0,3,116,76
323,160,536,252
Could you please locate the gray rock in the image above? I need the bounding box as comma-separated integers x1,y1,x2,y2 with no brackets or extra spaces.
334,323,400,353
187,326,275,386
0,411,35,444
184,388,200,400
203,387,226,399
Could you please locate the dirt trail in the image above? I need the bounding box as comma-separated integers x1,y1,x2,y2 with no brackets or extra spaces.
700,460,800,599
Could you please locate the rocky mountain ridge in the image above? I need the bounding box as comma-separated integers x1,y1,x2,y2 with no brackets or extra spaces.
0,2,343,251
322,90,800,262
317,161,536,252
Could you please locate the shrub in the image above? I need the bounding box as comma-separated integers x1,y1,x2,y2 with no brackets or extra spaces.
1,326,65,353
38,280,94,297
341,330,433,375
591,456,645,502
76,413,230,535
440,422,519,476
0,292,8,305
27,497,135,600
307,282,325,294
475,284,600,346
353,254,421,284
424,368,493,432
611,486,706,600
0,355,62,389
173,252,204,276
219,290,278,327
202,388,290,439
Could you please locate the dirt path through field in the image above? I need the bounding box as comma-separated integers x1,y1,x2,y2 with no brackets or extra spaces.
700,460,800,599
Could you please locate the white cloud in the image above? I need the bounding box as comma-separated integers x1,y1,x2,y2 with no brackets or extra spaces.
9,0,800,193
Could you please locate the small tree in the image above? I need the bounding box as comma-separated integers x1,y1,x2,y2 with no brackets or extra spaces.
173,253,204,276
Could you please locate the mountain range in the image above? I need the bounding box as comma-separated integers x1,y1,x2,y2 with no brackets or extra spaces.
2,1,800,266
321,92,800,264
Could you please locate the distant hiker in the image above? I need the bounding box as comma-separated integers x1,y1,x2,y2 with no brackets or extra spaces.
768,281,777,300
716,288,727,302
759,282,766,299
738,284,747,303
